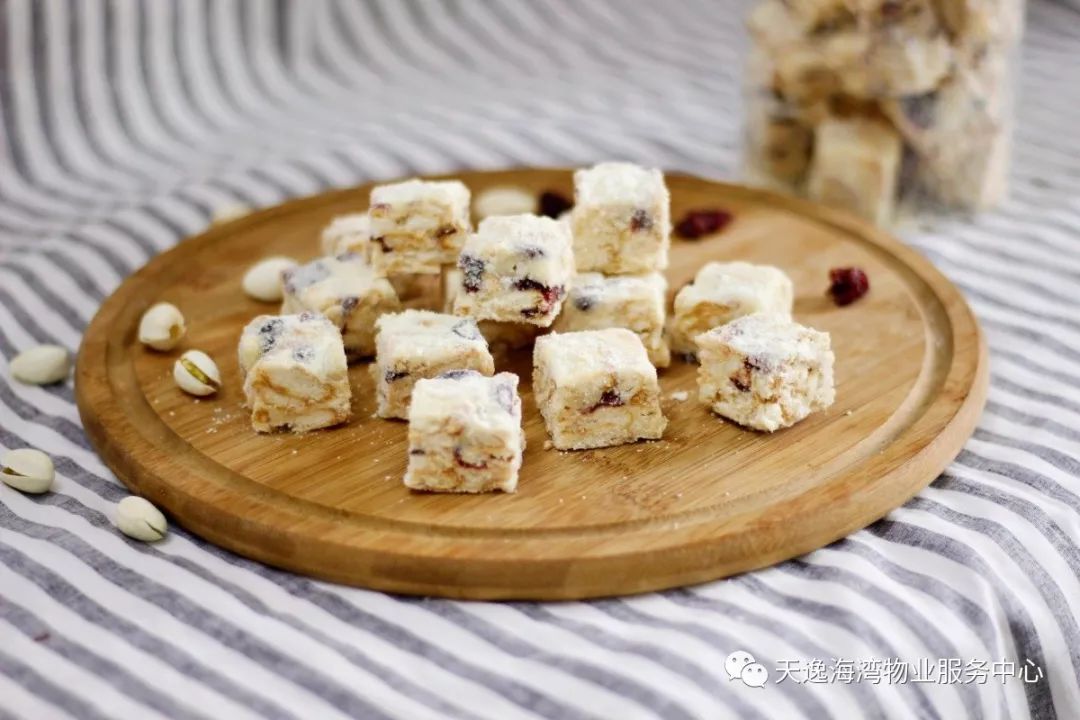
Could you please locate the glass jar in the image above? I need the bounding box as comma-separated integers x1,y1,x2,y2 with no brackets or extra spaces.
742,0,1023,225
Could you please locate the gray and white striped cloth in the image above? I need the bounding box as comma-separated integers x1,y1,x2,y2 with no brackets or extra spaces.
1,1,1078,718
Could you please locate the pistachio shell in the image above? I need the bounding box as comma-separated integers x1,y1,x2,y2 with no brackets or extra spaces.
9,345,70,385
138,302,187,351
242,256,298,302
0,448,55,494
115,496,167,542
173,350,221,396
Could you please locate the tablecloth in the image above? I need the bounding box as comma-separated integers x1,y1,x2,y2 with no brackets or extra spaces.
1,1,1078,718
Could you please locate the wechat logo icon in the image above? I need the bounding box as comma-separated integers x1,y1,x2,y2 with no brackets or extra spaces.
726,650,769,688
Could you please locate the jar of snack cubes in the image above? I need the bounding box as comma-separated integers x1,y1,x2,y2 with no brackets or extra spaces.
742,0,1023,225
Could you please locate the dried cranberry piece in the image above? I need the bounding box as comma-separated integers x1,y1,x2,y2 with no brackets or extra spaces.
828,267,870,306
384,369,409,382
588,389,624,412
292,346,314,363
745,356,771,373
459,254,485,293
513,277,545,293
513,278,564,313
454,448,488,470
538,191,572,219
341,296,359,313
630,209,653,232
730,360,756,395
674,209,733,239
542,284,565,306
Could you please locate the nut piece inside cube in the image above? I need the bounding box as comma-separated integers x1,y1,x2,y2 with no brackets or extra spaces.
404,371,524,494
696,313,835,432
570,162,671,274
452,214,574,328
533,328,667,450
555,272,670,368
368,179,471,275
238,313,352,433
320,213,372,258
373,310,495,420
807,117,902,226
443,268,543,351
281,254,401,360
669,262,793,360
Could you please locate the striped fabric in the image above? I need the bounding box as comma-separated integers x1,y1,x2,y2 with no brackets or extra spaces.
1,1,1078,718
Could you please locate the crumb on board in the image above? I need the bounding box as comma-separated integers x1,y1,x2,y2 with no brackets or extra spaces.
844,409,853,416
670,391,689,402
543,440,554,450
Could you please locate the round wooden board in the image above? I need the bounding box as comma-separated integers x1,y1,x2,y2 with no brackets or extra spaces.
76,169,988,600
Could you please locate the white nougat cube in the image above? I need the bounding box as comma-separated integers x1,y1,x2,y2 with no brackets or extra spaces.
281,254,401,360
696,313,835,432
372,310,495,420
533,328,667,450
368,179,471,275
555,272,670,367
570,162,671,274
404,371,524,493
452,214,575,327
238,313,352,433
669,261,793,359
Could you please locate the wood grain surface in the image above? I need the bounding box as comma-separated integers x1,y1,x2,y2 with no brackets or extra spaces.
75,169,988,600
